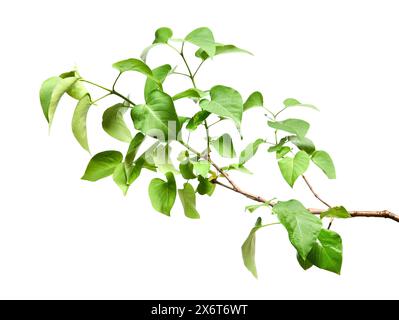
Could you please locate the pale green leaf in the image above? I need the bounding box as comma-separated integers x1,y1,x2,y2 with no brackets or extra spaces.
320,206,351,219
245,204,267,213
185,27,216,57
273,200,322,260
172,88,204,101
311,150,336,179
148,172,176,216
102,104,132,143
276,146,291,159
82,151,123,182
151,144,179,174
242,217,263,278
112,58,153,78
243,92,263,111
196,44,252,60
278,151,310,187
178,182,200,219
125,133,145,165
283,98,319,111
144,64,172,101
125,158,144,185
211,133,236,158
72,94,92,152
153,27,173,44
268,119,310,137
239,139,265,164
289,135,315,154
113,163,129,195
192,160,210,177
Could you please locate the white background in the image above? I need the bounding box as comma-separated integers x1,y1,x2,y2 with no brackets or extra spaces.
1,0,399,299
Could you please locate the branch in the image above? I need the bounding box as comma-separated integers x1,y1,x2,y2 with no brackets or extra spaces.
302,175,331,208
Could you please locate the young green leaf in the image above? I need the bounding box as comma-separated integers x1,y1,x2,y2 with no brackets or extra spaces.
113,163,129,195
288,135,315,154
301,229,343,274
243,92,263,111
185,27,216,57
197,176,215,196
245,203,267,213
239,139,265,164
276,146,291,159
223,163,253,175
40,76,62,122
82,151,123,182
311,151,336,179
267,137,288,153
320,206,351,219
71,94,92,152
283,98,319,111
125,158,144,185
179,161,196,180
200,85,243,128
112,58,153,78
59,71,88,100
211,134,236,158
192,160,210,178
102,104,132,143
268,119,310,137
131,90,180,141
241,217,263,278
278,151,310,187
186,111,210,131
148,172,176,216
273,200,322,260
172,88,204,101
125,133,145,165
153,27,173,44
196,44,252,60
178,182,200,219
144,64,172,101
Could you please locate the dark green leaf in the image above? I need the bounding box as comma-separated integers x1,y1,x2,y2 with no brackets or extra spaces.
144,64,172,101
276,146,291,159
172,88,204,101
71,94,92,152
178,182,200,219
268,119,310,137
273,200,322,260
186,111,210,131
185,27,216,57
278,151,310,187
102,104,132,143
125,158,144,185
125,133,145,165
297,254,313,270
267,137,288,153
148,172,176,216
179,161,196,179
239,139,265,164
311,150,336,179
82,151,123,182
243,92,263,111
131,90,180,141
320,206,351,219
211,133,236,158
289,135,315,154
197,176,215,196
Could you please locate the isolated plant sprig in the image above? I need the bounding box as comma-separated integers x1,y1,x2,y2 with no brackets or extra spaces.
40,27,399,278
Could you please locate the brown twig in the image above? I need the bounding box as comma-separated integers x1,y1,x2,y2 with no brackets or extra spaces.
301,175,332,208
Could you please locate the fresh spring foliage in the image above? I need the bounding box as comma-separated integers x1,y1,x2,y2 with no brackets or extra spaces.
40,27,347,278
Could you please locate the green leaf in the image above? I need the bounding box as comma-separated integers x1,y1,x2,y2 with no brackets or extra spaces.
102,104,132,143
245,204,267,213
71,94,92,152
200,85,243,128
148,172,176,216
135,142,160,172
113,163,129,195
125,158,144,185
197,176,215,196
267,137,288,153
288,135,315,154
125,133,145,165
172,88,204,101
185,27,216,57
239,139,265,164
82,151,123,182
152,144,179,174
273,200,322,260
131,90,180,141
243,92,263,111
268,119,310,137
178,182,200,219
144,64,172,101
283,98,319,111
196,44,253,60
40,76,78,126
311,151,336,179
278,151,310,187
179,161,196,179
276,146,291,159
153,27,173,44
211,134,236,158
186,111,210,131
297,254,313,270
320,206,351,219
241,217,263,278
140,44,160,62
192,160,210,178
302,229,343,274
223,163,253,175
60,71,88,100
112,58,153,78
